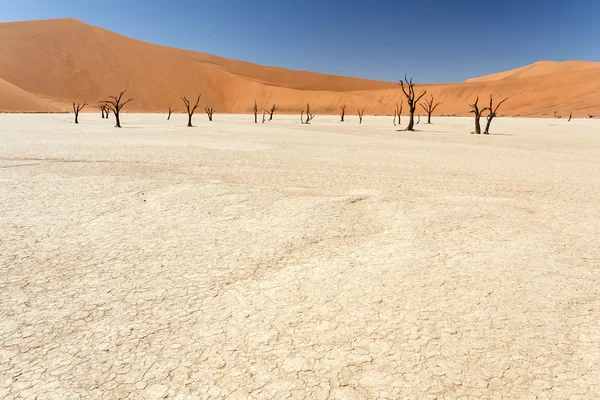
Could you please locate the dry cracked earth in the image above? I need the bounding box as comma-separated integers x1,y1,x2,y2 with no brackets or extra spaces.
1,114,599,399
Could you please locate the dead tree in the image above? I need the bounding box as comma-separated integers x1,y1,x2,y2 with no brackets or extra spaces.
262,110,266,123
393,100,403,126
96,104,107,119
568,112,572,122
483,95,508,134
253,101,258,123
205,106,215,121
357,109,364,124
301,103,315,124
340,105,346,122
72,102,87,124
181,95,201,127
469,97,488,134
101,90,134,128
168,107,174,120
267,105,278,121
420,94,441,124
399,74,427,131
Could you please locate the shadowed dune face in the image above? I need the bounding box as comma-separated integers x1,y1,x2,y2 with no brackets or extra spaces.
0,18,599,116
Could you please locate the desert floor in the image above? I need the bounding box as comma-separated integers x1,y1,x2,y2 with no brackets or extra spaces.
1,114,599,399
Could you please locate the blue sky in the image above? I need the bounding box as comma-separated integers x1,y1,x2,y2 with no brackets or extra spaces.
1,0,598,83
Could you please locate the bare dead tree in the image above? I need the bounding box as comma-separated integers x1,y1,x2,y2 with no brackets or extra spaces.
301,103,315,124
357,109,364,124
267,105,278,121
469,97,488,134
181,95,201,127
168,106,174,120
399,74,427,131
96,104,107,119
483,95,509,134
101,90,134,128
262,110,266,123
393,100,403,126
72,102,87,124
205,106,215,121
253,101,258,124
340,105,346,122
420,94,441,124
568,111,572,122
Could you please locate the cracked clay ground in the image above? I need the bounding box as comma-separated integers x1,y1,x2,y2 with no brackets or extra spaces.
1,114,599,399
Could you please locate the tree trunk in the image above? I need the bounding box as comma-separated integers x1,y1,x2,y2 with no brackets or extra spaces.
474,115,481,134
484,117,492,134
208,114,213,122
269,113,273,121
168,111,172,120
427,113,431,124
187,114,192,127
115,112,121,128
74,112,79,124
407,113,415,131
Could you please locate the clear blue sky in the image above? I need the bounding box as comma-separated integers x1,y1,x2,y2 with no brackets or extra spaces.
1,0,598,83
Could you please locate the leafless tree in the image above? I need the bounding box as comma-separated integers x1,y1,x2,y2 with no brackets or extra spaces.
301,103,315,124
483,95,508,134
357,109,364,124
393,100,403,126
469,97,488,134
72,102,87,124
101,90,134,128
253,101,258,123
399,74,427,131
420,94,441,124
262,110,266,123
181,95,201,127
205,106,215,121
568,111,572,122
340,105,346,122
96,104,108,119
267,105,278,121
168,106,174,120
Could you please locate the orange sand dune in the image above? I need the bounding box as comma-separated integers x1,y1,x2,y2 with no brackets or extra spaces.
0,78,63,112
1,18,599,117
465,60,600,83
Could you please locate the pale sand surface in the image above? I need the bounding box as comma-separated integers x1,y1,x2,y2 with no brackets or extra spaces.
1,114,599,399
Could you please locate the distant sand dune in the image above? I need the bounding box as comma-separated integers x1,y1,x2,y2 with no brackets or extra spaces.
1,18,599,116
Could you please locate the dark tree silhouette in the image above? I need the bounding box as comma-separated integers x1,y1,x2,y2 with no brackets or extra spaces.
483,95,508,134
399,75,427,131
262,110,266,123
420,94,441,124
357,109,364,124
301,103,315,124
181,95,201,127
72,102,87,124
267,105,278,121
469,97,488,134
393,100,403,126
96,104,108,119
253,101,258,124
568,111,572,122
205,106,215,121
168,107,174,120
340,105,346,122
101,90,134,128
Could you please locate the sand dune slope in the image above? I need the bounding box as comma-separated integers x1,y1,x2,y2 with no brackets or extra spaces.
0,78,63,112
0,18,599,116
